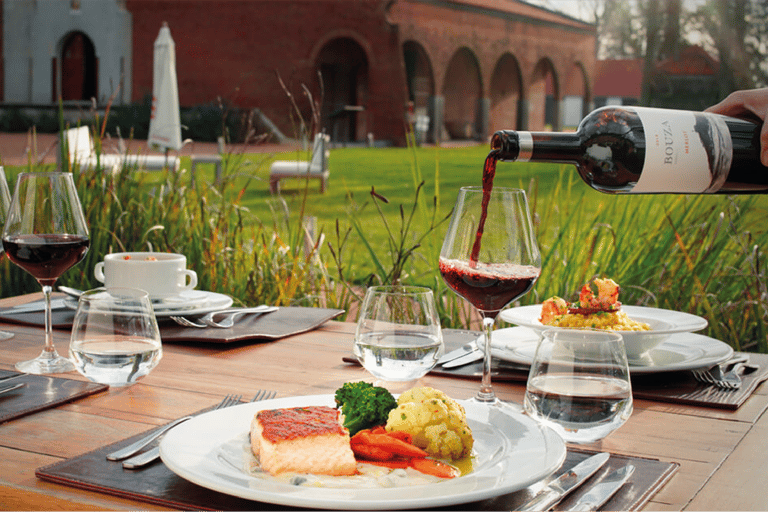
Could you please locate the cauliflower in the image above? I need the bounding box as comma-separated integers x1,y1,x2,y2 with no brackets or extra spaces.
384,387,473,460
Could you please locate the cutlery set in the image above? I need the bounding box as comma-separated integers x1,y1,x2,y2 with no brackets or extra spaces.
520,452,634,511
109,391,276,470
691,354,758,390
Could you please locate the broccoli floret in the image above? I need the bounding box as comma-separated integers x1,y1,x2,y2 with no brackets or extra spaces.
334,381,398,436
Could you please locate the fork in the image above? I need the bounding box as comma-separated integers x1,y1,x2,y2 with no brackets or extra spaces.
108,394,241,462
171,306,277,329
691,366,739,390
122,390,276,469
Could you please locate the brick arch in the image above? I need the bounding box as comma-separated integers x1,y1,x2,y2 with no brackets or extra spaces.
528,58,560,131
489,52,523,134
313,36,370,143
402,40,435,111
443,47,483,140
562,62,591,128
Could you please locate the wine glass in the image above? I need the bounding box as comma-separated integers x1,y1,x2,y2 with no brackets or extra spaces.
524,328,633,444
439,186,540,404
0,167,15,341
354,285,443,391
3,172,90,374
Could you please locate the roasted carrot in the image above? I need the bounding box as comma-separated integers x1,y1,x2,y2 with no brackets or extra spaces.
354,431,428,459
409,458,459,479
351,443,394,461
385,430,413,444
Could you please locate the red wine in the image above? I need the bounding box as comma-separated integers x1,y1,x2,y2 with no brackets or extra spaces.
439,258,539,316
491,106,768,194
3,234,90,283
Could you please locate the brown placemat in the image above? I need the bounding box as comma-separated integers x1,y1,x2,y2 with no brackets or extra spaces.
158,307,344,343
0,298,74,329
0,300,344,344
630,352,768,410
0,370,108,424
35,410,676,511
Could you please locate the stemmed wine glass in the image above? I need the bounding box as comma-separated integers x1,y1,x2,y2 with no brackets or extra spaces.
0,167,15,341
439,186,540,404
3,172,90,374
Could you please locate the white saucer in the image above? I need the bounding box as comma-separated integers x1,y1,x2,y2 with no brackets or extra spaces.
150,291,233,317
490,326,734,375
64,290,233,318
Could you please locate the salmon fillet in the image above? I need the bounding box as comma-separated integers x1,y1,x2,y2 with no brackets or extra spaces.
250,405,357,476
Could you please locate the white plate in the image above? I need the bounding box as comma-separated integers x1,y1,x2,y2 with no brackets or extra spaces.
490,326,734,375
159,395,566,510
500,305,708,359
64,290,233,318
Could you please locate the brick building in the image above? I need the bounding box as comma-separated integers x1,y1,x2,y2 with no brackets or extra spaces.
2,0,595,145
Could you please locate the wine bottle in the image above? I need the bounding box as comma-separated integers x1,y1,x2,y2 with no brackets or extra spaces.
490,106,768,194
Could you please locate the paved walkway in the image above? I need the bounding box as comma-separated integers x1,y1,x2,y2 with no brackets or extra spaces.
0,132,297,167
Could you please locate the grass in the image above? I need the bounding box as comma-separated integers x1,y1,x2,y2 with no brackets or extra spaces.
3,137,768,352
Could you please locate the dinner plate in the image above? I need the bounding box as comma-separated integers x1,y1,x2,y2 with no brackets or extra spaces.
500,305,709,359
159,395,566,510
64,290,233,318
490,326,734,375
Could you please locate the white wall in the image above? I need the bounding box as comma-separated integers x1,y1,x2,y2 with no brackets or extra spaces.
3,0,132,105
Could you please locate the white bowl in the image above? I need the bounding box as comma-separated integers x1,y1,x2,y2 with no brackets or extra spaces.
499,305,708,360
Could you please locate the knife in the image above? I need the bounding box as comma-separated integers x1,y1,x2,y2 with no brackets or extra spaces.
437,336,481,365
0,298,68,314
442,347,484,368
519,452,610,511
566,464,634,511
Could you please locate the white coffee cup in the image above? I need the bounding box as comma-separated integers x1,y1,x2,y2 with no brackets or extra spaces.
94,252,198,299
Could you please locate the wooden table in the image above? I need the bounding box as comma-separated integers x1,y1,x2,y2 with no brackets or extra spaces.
0,294,766,511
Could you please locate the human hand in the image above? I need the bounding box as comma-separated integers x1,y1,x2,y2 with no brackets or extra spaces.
705,88,768,166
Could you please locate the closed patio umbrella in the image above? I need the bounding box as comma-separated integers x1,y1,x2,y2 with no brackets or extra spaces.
148,21,182,153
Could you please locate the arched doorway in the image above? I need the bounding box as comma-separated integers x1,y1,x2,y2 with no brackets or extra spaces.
489,53,523,133
59,31,97,102
563,62,590,129
443,47,482,140
529,59,559,131
403,41,434,141
317,37,369,144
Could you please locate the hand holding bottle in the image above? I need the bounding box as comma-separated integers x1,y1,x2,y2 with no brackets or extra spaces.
705,87,768,167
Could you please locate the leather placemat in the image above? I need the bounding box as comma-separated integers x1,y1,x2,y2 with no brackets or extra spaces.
0,370,108,424
157,307,345,343
348,331,768,410
35,410,677,511
0,300,344,344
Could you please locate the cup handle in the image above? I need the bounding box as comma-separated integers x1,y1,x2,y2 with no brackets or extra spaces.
94,262,105,283
181,269,198,291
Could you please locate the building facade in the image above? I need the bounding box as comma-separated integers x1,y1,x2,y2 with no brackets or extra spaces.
1,0,596,145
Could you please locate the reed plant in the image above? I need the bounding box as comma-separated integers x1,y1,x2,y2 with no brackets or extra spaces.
2,122,766,352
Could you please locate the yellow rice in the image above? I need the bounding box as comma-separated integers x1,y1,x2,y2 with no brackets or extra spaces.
546,310,651,331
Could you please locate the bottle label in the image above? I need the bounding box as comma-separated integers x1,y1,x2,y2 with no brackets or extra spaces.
630,107,732,193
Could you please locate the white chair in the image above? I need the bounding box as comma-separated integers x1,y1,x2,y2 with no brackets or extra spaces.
64,126,180,173
269,133,330,194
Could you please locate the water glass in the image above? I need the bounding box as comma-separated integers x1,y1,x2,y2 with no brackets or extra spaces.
69,288,163,387
354,286,443,385
524,328,633,444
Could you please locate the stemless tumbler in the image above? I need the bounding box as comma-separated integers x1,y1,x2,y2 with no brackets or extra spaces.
354,285,443,386
69,288,163,387
524,328,633,444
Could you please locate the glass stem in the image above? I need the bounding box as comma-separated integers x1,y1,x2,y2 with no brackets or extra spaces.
477,315,496,402
42,284,56,357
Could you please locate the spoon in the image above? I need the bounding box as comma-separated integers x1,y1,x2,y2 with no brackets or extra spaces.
58,286,84,299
